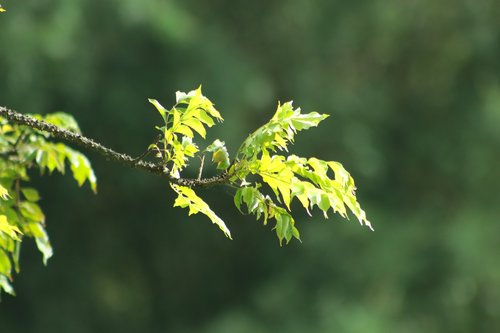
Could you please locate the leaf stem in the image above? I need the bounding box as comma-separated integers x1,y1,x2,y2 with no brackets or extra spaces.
198,155,205,180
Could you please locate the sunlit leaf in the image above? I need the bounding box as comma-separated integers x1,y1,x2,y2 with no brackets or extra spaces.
206,139,230,170
0,249,12,277
183,117,206,138
42,112,81,134
0,185,9,200
148,99,168,125
174,125,194,138
21,187,40,202
19,202,45,224
171,184,232,239
237,101,329,159
274,210,297,245
0,215,22,241
0,275,15,296
65,148,98,193
27,223,52,265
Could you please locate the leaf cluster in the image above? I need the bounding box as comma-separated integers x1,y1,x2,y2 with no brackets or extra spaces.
146,88,372,246
0,113,96,295
0,86,371,296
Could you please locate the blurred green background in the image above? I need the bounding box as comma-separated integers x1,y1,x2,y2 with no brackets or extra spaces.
1,0,500,332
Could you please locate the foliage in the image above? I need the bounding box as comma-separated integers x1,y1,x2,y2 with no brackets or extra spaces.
171,183,232,239
0,87,370,296
2,1,500,331
0,113,96,296
150,87,371,245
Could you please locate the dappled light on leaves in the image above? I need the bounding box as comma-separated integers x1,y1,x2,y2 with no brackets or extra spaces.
0,87,370,296
149,88,371,244
0,112,97,295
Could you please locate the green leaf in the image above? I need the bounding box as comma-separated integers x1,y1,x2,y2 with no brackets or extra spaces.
0,184,10,200
27,223,52,265
150,87,226,177
233,185,302,243
185,86,223,122
170,87,223,139
174,125,194,138
289,111,329,131
148,99,169,125
65,148,98,193
206,139,230,170
191,108,215,127
274,209,299,245
175,90,196,104
12,241,21,273
0,274,15,296
171,184,232,239
183,117,206,138
236,186,264,216
42,112,82,134
0,249,12,277
21,187,40,202
290,179,312,215
0,215,22,241
236,101,329,160
257,152,293,209
19,202,45,224
35,144,66,174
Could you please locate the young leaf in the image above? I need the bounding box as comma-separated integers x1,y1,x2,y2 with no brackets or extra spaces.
236,101,328,160
65,147,98,193
28,223,53,265
0,184,9,200
0,216,22,241
0,275,15,296
148,99,169,125
42,112,82,134
21,188,40,202
19,202,45,224
0,249,12,277
257,152,294,209
206,139,230,170
183,117,206,138
171,184,232,239
234,186,268,220
274,209,299,245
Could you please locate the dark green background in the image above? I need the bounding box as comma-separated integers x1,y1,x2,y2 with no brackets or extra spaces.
1,0,499,332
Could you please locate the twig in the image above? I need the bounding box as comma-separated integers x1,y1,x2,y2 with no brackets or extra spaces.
0,106,230,187
198,155,205,180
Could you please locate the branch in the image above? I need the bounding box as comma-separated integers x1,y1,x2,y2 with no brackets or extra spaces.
0,106,229,187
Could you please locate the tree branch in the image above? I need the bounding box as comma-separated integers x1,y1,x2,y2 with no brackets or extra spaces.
0,106,229,187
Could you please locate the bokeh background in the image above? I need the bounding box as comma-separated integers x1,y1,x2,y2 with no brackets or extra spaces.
1,0,500,332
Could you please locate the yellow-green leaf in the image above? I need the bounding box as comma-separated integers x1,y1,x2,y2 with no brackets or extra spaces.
183,117,206,138
0,185,9,200
65,148,98,193
0,215,22,241
174,125,194,138
21,188,40,202
19,202,45,224
0,249,12,277
171,184,232,239
0,275,15,296
148,99,169,125
192,108,215,127
206,139,230,170
28,223,53,265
